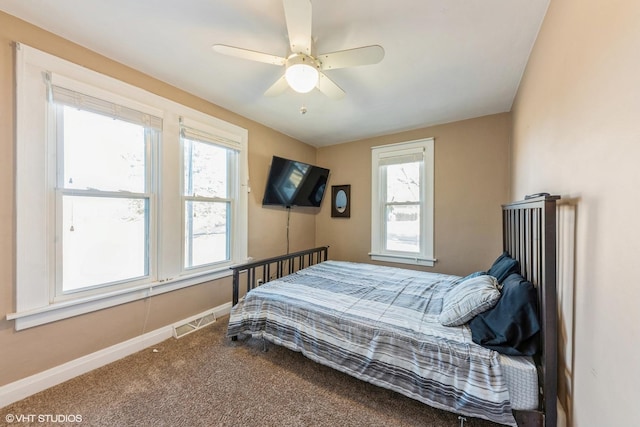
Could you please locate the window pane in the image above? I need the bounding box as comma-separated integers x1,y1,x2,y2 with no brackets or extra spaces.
62,106,147,193
385,204,420,253
385,162,420,202
184,201,229,268
184,138,228,198
62,195,148,292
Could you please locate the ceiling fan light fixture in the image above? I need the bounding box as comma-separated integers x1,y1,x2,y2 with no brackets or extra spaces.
285,54,319,93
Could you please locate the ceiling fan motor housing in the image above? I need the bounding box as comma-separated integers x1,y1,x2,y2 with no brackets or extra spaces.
285,53,320,93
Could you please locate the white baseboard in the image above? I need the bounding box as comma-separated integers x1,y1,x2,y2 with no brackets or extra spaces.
0,302,231,409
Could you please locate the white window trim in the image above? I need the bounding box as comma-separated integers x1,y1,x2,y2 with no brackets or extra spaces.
9,43,249,330
369,138,435,267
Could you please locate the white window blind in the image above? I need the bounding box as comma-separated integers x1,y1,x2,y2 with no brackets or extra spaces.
180,117,241,151
377,150,424,167
50,84,163,130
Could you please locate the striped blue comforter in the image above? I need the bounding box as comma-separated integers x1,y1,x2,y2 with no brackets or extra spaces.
227,260,516,426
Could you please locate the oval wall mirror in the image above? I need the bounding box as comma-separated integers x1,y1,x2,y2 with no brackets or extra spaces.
331,185,350,218
335,190,347,213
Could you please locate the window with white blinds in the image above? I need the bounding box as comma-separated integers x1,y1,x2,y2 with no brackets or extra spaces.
370,138,435,266
52,93,158,296
180,118,241,270
11,43,248,330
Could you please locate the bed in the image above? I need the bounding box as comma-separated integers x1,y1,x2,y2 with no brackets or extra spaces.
227,195,558,427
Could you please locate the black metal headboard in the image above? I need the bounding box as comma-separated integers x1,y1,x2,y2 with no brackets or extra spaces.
230,246,329,307
503,195,559,427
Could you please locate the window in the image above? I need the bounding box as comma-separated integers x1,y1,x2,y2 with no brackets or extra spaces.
181,118,240,269
52,87,159,297
370,138,435,266
11,44,248,330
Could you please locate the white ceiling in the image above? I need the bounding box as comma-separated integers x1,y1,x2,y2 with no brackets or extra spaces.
0,0,549,147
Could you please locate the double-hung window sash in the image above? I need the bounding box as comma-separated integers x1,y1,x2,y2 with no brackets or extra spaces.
180,118,240,269
49,81,161,296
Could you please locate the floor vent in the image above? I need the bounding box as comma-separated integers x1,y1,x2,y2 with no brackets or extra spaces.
173,310,217,339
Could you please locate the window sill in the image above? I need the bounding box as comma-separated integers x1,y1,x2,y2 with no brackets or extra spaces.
368,252,436,267
6,268,233,331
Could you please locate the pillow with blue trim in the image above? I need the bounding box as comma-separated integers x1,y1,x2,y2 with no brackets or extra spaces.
458,271,488,282
439,275,501,327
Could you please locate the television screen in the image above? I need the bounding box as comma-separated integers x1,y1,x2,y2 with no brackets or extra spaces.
262,156,330,208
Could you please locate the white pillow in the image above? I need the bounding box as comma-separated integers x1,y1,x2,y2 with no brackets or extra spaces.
439,275,501,327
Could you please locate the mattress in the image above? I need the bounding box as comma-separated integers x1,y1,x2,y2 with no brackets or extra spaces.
228,260,522,426
499,354,539,410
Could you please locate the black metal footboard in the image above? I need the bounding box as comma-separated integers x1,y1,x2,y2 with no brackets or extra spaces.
230,246,329,307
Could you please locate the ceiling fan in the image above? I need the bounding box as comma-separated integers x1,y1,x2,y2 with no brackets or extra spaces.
212,0,384,100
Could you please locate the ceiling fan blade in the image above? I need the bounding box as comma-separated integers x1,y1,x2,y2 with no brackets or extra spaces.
282,0,312,55
318,45,385,70
212,44,286,66
317,71,345,100
264,75,289,97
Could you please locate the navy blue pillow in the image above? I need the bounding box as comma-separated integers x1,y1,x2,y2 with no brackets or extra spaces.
469,273,540,356
487,252,520,283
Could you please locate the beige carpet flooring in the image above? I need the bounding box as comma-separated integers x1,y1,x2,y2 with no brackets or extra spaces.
2,315,499,426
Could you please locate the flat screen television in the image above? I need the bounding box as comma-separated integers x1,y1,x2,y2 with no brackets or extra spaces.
262,156,330,208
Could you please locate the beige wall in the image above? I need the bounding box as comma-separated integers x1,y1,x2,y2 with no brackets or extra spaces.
511,0,640,425
0,11,315,386
317,113,512,276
